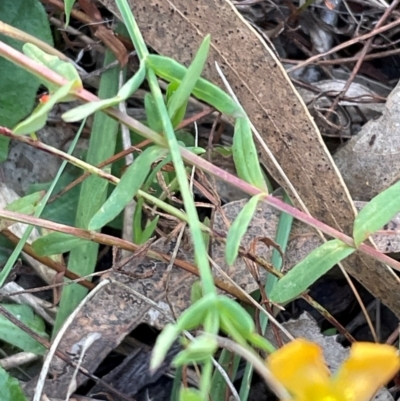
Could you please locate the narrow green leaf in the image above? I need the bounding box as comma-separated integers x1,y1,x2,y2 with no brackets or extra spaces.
63,97,122,122
175,294,216,332
210,350,240,401
225,194,264,266
0,191,45,230
140,216,159,243
133,197,145,243
53,41,122,334
233,117,267,191
64,0,76,26
166,82,187,128
179,388,204,401
32,232,90,256
353,181,400,247
173,335,217,366
0,304,48,355
146,54,244,118
191,280,203,304
23,43,82,93
13,81,75,135
247,333,275,353
117,62,146,99
219,314,247,347
133,197,159,245
0,0,53,137
63,60,145,122
213,146,233,157
171,367,183,401
270,239,355,303
0,366,28,401
151,324,180,371
5,191,44,213
216,296,255,336
167,35,210,120
144,93,163,132
89,146,168,230
267,192,293,295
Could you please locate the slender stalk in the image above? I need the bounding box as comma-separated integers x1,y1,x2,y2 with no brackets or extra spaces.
115,0,216,297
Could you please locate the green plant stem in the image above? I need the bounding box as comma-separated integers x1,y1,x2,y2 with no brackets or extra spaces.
115,0,216,298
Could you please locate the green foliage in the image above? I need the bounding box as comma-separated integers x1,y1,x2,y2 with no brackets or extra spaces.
166,35,211,126
4,191,44,214
89,146,169,230
144,93,163,132
270,239,355,303
133,200,159,244
32,232,90,256
173,335,218,366
216,297,255,337
179,388,203,401
23,43,81,93
225,194,264,266
233,117,268,191
0,191,44,230
0,0,53,160
28,169,82,227
63,62,146,122
114,1,274,398
0,366,28,401
0,120,85,290
166,82,188,127
0,304,48,355
146,54,245,119
3,0,379,399
353,181,400,246
12,44,83,134
14,81,75,135
64,0,76,26
53,44,122,334
151,294,274,372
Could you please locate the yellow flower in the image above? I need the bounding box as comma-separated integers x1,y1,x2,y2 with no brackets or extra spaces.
266,338,400,401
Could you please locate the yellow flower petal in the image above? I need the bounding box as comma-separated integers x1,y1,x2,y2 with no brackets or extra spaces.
267,339,332,401
333,342,400,401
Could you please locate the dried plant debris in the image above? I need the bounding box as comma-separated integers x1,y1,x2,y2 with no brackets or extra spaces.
296,78,389,138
